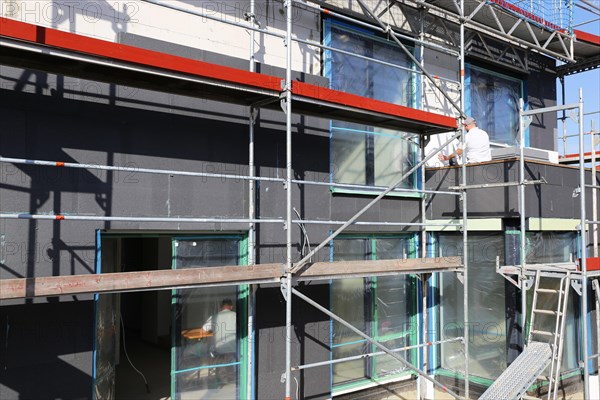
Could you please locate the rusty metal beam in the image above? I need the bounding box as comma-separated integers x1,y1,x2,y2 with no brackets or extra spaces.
0,257,460,300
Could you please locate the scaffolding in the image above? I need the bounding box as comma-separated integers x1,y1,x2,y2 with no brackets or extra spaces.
490,90,600,399
0,0,598,399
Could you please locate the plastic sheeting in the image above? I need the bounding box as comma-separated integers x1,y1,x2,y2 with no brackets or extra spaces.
327,20,418,189
469,66,521,146
439,233,508,380
331,238,413,386
172,239,244,400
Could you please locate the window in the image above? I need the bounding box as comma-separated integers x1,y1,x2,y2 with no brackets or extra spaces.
331,236,417,388
325,20,419,189
467,65,523,146
172,237,248,400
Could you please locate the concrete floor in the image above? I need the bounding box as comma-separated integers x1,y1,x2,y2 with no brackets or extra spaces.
114,331,238,400
115,332,171,400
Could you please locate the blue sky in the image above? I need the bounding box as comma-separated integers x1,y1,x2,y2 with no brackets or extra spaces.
558,1,600,155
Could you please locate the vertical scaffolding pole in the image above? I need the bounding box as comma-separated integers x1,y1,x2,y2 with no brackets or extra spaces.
592,120,598,257
248,1,257,396
579,88,590,399
284,0,294,399
561,77,568,157
418,9,426,398
519,98,528,352
459,0,470,396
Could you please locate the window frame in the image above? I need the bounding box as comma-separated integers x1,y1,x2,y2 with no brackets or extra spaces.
330,234,419,392
170,235,249,400
324,18,421,198
465,63,527,148
432,229,583,388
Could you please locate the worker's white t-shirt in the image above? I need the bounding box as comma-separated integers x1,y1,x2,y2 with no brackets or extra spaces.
459,127,491,163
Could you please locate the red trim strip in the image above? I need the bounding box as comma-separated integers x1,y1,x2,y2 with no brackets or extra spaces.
560,151,596,159
574,29,600,46
0,17,457,130
294,81,455,127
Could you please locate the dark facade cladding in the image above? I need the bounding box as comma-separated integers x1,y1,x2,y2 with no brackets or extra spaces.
425,161,600,220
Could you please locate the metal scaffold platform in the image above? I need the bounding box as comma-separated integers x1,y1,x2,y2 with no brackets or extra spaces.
480,341,552,400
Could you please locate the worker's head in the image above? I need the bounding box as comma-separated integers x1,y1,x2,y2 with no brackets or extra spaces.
221,299,234,310
462,116,476,131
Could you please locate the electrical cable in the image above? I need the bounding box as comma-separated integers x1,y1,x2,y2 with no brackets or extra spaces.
294,376,300,400
293,208,312,262
120,313,151,393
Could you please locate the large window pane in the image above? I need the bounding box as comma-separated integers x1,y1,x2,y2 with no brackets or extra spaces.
332,128,367,185
173,239,243,400
469,66,522,146
439,234,507,379
332,239,369,385
327,21,417,188
332,237,415,387
373,131,415,187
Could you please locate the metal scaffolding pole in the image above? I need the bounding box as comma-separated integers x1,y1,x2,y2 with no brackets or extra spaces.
0,156,460,197
284,1,294,399
578,89,590,400
291,287,463,400
248,1,258,396
418,9,426,398
591,120,598,257
519,98,528,360
293,337,463,371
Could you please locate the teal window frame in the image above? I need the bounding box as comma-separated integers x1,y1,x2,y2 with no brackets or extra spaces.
331,234,419,392
170,235,249,400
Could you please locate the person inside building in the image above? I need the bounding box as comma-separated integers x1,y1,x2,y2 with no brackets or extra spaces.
438,116,491,164
202,298,237,385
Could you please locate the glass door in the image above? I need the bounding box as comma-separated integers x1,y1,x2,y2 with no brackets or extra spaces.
171,237,248,400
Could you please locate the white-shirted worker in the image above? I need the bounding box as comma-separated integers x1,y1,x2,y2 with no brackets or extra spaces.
438,116,491,164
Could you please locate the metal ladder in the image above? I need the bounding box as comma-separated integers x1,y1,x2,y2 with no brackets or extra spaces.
480,269,571,400
528,269,571,400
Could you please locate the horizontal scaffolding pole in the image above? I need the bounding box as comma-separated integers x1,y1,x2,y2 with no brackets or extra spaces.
0,156,461,197
291,287,462,399
0,212,463,228
0,257,460,300
522,103,580,116
448,178,547,191
0,213,283,224
292,337,463,371
297,220,461,227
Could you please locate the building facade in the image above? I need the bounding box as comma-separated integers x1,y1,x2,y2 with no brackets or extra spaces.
0,1,598,399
